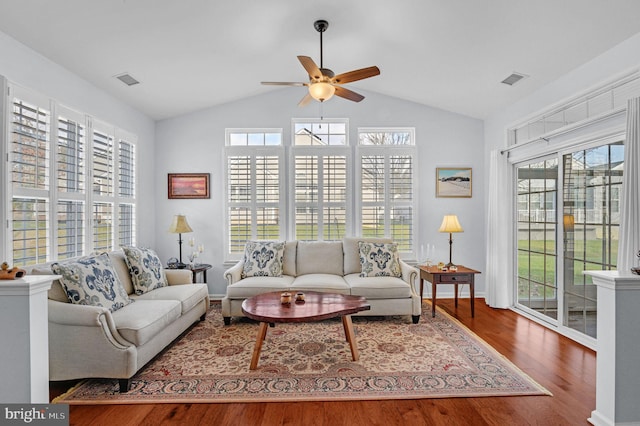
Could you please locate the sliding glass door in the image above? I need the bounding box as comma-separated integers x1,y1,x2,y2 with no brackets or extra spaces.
517,159,558,321
515,141,623,339
562,142,622,338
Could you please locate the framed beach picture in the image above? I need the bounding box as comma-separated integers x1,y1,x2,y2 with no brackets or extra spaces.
168,173,210,199
436,168,472,198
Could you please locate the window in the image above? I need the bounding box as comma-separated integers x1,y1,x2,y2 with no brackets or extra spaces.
225,129,284,257
5,84,137,266
223,124,417,260
358,129,416,255
293,120,349,241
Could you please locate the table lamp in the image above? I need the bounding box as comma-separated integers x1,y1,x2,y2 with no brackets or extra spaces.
168,215,193,269
439,215,463,267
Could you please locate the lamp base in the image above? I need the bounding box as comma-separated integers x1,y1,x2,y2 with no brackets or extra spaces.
445,262,456,268
175,263,187,269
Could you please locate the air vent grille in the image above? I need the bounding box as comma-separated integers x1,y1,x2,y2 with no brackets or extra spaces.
501,72,528,86
115,73,140,86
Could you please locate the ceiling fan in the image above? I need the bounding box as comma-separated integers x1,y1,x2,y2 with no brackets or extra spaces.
261,19,380,107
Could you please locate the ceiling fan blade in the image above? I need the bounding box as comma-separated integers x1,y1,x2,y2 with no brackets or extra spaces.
261,81,307,86
332,66,380,84
297,56,323,81
334,86,365,102
298,93,313,107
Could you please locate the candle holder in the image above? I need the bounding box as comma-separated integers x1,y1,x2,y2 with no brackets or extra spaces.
280,292,292,304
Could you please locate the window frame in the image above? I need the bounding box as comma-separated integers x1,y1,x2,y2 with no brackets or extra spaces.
356,127,417,259
3,82,137,266
224,128,285,261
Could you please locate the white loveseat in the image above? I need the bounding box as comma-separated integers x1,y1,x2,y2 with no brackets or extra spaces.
29,250,209,392
223,238,421,325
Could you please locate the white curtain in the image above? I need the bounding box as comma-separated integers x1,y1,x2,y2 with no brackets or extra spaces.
485,149,513,308
617,97,640,272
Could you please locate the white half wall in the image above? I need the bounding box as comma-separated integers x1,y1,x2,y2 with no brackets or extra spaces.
155,88,485,297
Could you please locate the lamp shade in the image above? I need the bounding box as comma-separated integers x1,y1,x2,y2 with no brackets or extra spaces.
439,215,464,233
168,215,193,234
308,82,336,102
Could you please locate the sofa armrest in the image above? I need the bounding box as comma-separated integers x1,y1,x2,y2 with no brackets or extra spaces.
165,269,193,285
400,260,418,289
224,260,243,286
48,300,133,349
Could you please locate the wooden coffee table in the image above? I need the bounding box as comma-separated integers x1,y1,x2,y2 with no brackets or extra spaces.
241,291,371,370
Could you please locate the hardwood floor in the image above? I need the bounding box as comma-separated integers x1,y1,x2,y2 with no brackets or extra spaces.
52,299,596,426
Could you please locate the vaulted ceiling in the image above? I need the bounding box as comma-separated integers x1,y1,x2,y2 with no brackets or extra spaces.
2,0,640,120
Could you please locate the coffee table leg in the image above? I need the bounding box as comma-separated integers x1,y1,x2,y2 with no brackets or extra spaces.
342,315,360,361
250,322,269,370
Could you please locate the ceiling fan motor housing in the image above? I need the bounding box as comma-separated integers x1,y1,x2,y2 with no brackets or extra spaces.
314,20,329,33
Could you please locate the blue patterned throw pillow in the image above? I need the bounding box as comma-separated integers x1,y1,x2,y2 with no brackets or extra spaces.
122,247,168,295
52,253,133,312
242,241,285,278
358,241,402,278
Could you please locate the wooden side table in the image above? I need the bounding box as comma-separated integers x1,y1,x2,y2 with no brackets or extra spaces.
187,263,212,283
419,265,481,317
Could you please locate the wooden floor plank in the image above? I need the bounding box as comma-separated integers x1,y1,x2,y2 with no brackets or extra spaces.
52,298,596,426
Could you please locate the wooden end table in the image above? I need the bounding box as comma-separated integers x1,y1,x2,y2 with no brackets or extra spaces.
187,263,212,283
241,291,371,370
419,265,481,318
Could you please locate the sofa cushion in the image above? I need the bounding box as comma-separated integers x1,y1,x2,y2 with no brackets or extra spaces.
292,274,350,294
107,251,136,295
111,299,181,346
283,241,297,277
344,273,413,299
51,253,133,312
296,241,344,276
133,283,208,314
343,237,392,275
226,275,295,298
242,241,286,277
358,241,402,278
31,267,68,302
122,246,168,295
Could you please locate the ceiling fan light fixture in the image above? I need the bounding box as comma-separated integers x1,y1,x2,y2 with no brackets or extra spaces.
308,82,335,102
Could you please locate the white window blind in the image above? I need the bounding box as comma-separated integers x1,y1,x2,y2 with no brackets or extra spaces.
92,128,114,197
294,153,348,241
225,129,284,258
93,202,113,252
57,114,85,193
5,83,137,266
358,129,416,255
57,200,84,260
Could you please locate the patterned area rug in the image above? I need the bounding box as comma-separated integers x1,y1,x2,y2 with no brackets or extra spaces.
54,303,550,404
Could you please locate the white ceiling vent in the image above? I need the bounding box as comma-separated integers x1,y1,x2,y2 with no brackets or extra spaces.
501,72,528,86
115,73,140,86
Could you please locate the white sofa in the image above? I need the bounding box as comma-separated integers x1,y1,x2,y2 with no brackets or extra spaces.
29,250,209,392
223,238,421,325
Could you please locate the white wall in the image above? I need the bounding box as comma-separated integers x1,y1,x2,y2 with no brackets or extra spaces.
0,31,157,254
485,32,640,154
155,88,485,297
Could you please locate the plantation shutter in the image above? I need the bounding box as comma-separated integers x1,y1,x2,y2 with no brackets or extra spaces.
225,131,284,257
294,153,347,241
118,138,136,246
10,89,51,265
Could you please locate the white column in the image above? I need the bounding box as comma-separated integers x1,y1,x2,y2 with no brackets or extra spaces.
0,275,57,403
585,270,640,426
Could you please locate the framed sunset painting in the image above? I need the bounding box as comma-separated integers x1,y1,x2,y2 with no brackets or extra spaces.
168,173,210,199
